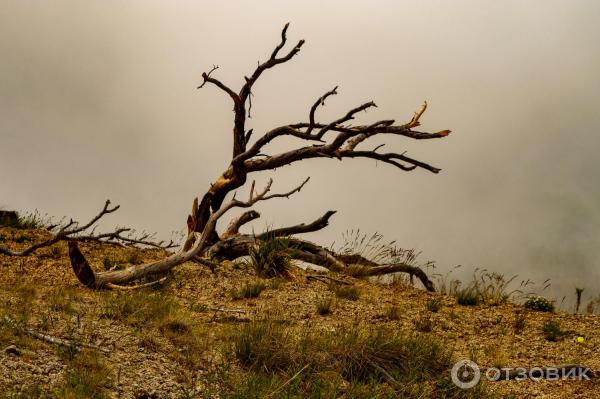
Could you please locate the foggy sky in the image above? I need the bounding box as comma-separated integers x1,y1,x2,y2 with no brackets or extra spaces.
1,1,600,304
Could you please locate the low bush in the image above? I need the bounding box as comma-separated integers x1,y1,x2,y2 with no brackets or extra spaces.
542,320,567,342
524,296,554,312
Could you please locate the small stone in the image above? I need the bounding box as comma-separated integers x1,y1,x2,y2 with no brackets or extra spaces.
4,345,20,356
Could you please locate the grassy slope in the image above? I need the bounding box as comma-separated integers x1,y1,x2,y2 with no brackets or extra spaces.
0,227,599,398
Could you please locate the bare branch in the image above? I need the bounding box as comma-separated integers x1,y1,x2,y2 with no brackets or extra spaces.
69,178,311,288
239,24,305,104
197,65,240,103
258,210,336,238
222,210,261,238
306,86,338,135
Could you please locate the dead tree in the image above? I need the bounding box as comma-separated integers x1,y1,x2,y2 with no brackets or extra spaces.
68,24,449,291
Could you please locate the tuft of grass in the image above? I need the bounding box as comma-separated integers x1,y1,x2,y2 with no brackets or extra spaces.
246,233,295,278
456,288,479,306
426,298,442,313
414,315,433,333
54,350,112,398
316,297,334,316
524,296,554,312
100,291,177,327
542,320,567,342
329,283,360,301
1,210,47,230
230,320,494,398
232,282,266,300
46,287,79,315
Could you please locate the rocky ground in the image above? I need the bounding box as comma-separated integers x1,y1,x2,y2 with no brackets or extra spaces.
0,227,599,398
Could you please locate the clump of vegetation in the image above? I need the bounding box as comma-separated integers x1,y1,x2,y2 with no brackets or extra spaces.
586,295,600,314
542,320,567,342
101,290,177,327
414,315,434,333
246,233,295,278
426,298,442,313
316,297,334,315
456,288,479,306
437,268,526,307
230,320,493,398
232,282,266,300
14,234,32,243
55,350,112,398
524,296,554,312
330,283,360,301
0,210,47,229
46,287,79,315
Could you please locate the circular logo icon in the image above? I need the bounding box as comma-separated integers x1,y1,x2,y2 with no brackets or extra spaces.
451,360,481,389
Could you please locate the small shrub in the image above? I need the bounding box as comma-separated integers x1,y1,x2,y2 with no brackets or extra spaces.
316,297,334,315
542,320,566,342
247,233,295,278
456,288,479,306
232,282,266,300
426,298,442,313
524,296,554,312
330,284,360,301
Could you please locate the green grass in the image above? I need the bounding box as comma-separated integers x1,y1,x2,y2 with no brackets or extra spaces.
231,282,266,300
456,288,479,306
542,320,567,342
329,283,360,301
316,297,334,315
524,296,554,312
426,298,442,313
246,233,295,278
0,211,47,230
54,350,112,398
229,320,494,398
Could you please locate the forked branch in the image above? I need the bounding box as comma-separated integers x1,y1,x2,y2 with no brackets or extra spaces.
69,179,311,288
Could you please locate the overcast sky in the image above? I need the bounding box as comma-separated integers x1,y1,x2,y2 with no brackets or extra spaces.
1,1,599,303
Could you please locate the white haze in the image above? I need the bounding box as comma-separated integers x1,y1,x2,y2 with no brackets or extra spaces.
1,1,600,305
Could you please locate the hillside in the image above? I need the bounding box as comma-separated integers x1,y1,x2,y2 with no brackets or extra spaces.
0,227,599,398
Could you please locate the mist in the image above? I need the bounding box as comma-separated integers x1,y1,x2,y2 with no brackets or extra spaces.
2,1,600,304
